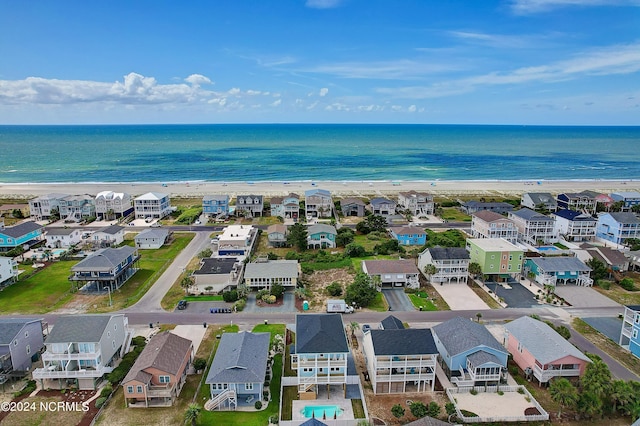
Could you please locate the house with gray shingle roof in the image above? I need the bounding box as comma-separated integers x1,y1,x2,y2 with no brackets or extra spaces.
418,246,470,284
45,227,83,249
363,327,438,393
134,228,170,249
307,224,337,249
267,224,288,247
505,316,591,384
70,246,140,292
32,314,131,390
597,212,640,246
205,331,270,410
470,210,518,243
0,318,45,375
341,197,366,217
292,314,349,398
508,208,557,245
380,315,404,330
0,221,44,251
460,201,514,215
524,256,592,287
432,317,508,387
520,192,557,211
92,224,126,246
552,209,597,242
362,259,420,289
134,192,172,220
123,332,193,407
369,197,397,217
389,226,427,246
244,260,299,291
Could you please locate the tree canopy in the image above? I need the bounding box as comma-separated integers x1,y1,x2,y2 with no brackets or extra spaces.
345,273,378,308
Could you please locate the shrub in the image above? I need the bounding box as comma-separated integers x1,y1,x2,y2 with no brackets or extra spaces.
391,404,405,418
270,283,285,298
233,298,246,312
517,387,525,394
427,401,441,418
257,289,269,300
131,336,146,347
95,396,108,409
596,279,611,290
344,243,366,257
223,289,239,302
100,384,113,398
409,401,428,418
14,380,37,397
269,415,279,424
497,390,504,396
445,402,456,416
619,277,637,291
326,282,343,297
255,401,263,410
193,357,207,372
470,389,478,395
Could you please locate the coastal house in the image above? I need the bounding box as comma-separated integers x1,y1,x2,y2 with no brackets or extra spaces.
291,314,349,399
28,193,69,220
369,197,397,217
552,209,597,242
0,204,30,218
508,208,557,245
45,227,82,249
217,225,257,257
418,247,470,284
611,191,640,211
59,194,96,222
583,245,629,272
202,195,230,218
505,316,591,384
93,224,126,247
432,317,508,387
470,210,518,243
235,195,264,217
270,193,300,220
523,256,593,287
389,226,427,246
33,314,132,390
460,201,514,215
70,246,140,292
0,318,45,378
379,315,405,330
340,197,366,217
520,193,557,211
307,224,337,249
557,191,598,214
305,189,332,218
243,259,299,291
596,212,640,246
123,332,193,408
466,238,524,280
134,228,171,249
95,191,133,220
0,221,44,252
0,256,19,286
362,326,438,393
619,305,640,359
267,224,288,247
192,257,243,294
205,331,270,410
362,259,420,289
397,190,434,217
134,192,172,220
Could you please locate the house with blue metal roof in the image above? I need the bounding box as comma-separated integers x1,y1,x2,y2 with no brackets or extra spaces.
552,209,597,242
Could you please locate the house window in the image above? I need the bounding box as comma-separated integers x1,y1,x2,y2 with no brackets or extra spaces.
107,331,111,337
159,375,170,384
635,314,640,324
127,386,134,393
633,329,638,339
112,340,116,349
517,342,523,353
14,340,18,346
136,385,143,393
26,345,31,355
246,383,254,390
25,331,29,338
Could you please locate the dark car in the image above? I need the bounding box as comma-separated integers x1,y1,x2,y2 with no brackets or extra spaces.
177,300,188,310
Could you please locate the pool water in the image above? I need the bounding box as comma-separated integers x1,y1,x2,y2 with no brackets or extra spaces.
537,246,559,251
301,405,343,419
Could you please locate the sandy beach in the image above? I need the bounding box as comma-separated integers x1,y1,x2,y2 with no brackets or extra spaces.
0,179,638,200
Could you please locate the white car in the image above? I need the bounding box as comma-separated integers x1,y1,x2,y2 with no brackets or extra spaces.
194,220,201,225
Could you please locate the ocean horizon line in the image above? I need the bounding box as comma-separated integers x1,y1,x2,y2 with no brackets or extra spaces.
2,123,640,128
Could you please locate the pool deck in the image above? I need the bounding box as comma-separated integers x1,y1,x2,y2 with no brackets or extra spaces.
292,386,355,422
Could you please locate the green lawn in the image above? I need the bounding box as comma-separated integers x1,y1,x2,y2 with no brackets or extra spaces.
368,292,388,312
353,233,392,252
439,207,472,222
184,295,224,302
407,292,437,311
0,260,77,314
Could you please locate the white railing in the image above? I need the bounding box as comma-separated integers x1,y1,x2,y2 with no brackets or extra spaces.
534,365,581,382
32,365,113,379
374,359,435,369
296,358,347,368
42,350,101,361
205,389,236,411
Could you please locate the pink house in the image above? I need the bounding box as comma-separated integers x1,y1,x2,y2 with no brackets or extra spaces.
504,316,591,384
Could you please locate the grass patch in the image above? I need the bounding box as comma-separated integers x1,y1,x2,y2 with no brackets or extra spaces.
284,339,296,377
407,292,437,311
252,323,286,346
353,233,392,252
282,386,298,421
368,292,388,312
592,274,640,306
439,207,472,222
351,399,366,418
2,395,86,426
553,242,569,249
0,260,77,314
301,258,352,271
468,281,502,309
183,295,224,302
350,255,398,272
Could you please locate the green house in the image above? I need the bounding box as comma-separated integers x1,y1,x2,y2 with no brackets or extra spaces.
466,238,523,279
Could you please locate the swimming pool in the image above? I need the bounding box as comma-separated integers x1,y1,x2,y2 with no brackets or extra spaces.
301,405,344,419
537,246,559,251
52,249,66,256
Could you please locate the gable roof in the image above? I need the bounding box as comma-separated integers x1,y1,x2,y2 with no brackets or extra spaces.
363,259,419,275
135,192,168,201
123,332,193,384
97,225,125,235
307,224,337,235
552,209,596,221
71,246,137,272
244,260,298,279
473,210,509,222
427,247,470,261
463,201,513,209
370,197,395,206
135,228,170,240
45,227,79,236
370,329,437,356
0,221,43,238
203,194,228,202
341,197,366,206
523,193,555,204
529,256,591,272
305,189,331,198
380,315,405,330
432,317,505,357
510,208,552,221
296,314,348,354
46,315,122,343
608,212,640,224
267,224,287,235
505,316,591,364
390,226,426,236
0,319,42,345
193,257,239,275
588,246,628,267
206,332,270,384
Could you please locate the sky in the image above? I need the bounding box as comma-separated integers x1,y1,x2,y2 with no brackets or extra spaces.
1,0,639,125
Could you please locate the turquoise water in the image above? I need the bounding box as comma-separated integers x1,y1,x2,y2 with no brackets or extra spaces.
301,405,344,418
1,124,639,183
538,246,559,251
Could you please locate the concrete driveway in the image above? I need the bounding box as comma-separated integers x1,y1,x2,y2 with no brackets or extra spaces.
484,280,538,308
242,291,296,313
432,282,489,310
381,288,414,311
553,286,622,308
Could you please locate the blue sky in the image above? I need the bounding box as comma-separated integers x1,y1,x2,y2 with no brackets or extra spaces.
1,0,639,125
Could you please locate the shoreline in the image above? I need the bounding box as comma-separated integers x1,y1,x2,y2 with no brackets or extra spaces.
1,179,639,199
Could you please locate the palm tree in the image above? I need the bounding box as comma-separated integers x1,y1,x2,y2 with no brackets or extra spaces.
180,274,194,295
549,378,578,418
423,264,437,282
349,321,360,339
468,262,482,279
184,403,201,426
475,312,482,323
610,380,633,414
581,358,612,400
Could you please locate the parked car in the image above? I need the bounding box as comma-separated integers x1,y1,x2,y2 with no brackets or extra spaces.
362,324,371,334
177,300,188,310
150,222,162,228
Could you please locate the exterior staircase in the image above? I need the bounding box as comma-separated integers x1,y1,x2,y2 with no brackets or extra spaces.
205,389,236,411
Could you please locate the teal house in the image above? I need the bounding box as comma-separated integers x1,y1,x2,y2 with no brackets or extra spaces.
524,256,592,287
307,224,337,249
0,222,44,251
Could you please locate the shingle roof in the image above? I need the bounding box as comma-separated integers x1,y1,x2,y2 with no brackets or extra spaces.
244,260,298,279
380,315,405,330
404,417,450,426
427,247,470,261
45,227,78,236
98,225,124,235
308,224,337,235
505,316,591,364
0,221,43,238
553,209,596,221
135,229,170,240
0,319,41,345
524,193,555,204
464,201,513,208
529,256,591,272
296,314,348,354
305,189,331,197
71,246,137,272
46,315,121,343
193,257,238,275
468,350,502,367
390,227,426,236
203,195,228,201
472,210,508,222
370,329,437,355
135,192,168,201
510,208,552,221
591,246,628,266
267,224,287,235
363,259,419,275
342,197,366,206
608,212,640,224
370,197,395,206
206,332,270,384
432,317,505,356
123,332,193,384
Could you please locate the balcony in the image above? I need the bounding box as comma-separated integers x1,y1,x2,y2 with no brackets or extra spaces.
32,365,113,379
296,358,347,368
147,383,174,398
534,364,581,382
375,358,436,369
42,350,101,362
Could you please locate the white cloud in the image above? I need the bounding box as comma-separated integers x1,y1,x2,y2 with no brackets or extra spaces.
408,105,417,113
227,88,241,95
446,30,555,49
246,90,262,95
510,0,640,15
319,87,329,97
305,0,344,9
302,59,458,80
184,74,212,86
271,99,282,107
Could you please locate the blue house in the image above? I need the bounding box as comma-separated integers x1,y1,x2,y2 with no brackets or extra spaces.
202,195,229,217
389,227,426,246
610,192,640,211
524,257,593,287
0,221,44,251
432,317,508,386
619,305,640,360
596,212,640,246
307,224,337,249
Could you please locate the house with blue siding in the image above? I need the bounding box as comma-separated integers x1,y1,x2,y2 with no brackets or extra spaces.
610,192,640,211
0,318,45,376
431,317,508,387
0,221,44,252
524,256,593,287
271,193,300,220
389,226,426,246
619,305,640,360
307,224,337,249
202,195,229,217
596,212,640,246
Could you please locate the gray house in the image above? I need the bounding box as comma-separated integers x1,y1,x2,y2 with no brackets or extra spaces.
369,197,397,217
135,228,170,249
461,201,514,215
235,195,264,217
520,193,557,211
0,318,45,378
205,331,270,410
341,198,366,217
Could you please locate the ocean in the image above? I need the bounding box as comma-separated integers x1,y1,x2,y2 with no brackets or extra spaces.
1,124,639,184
